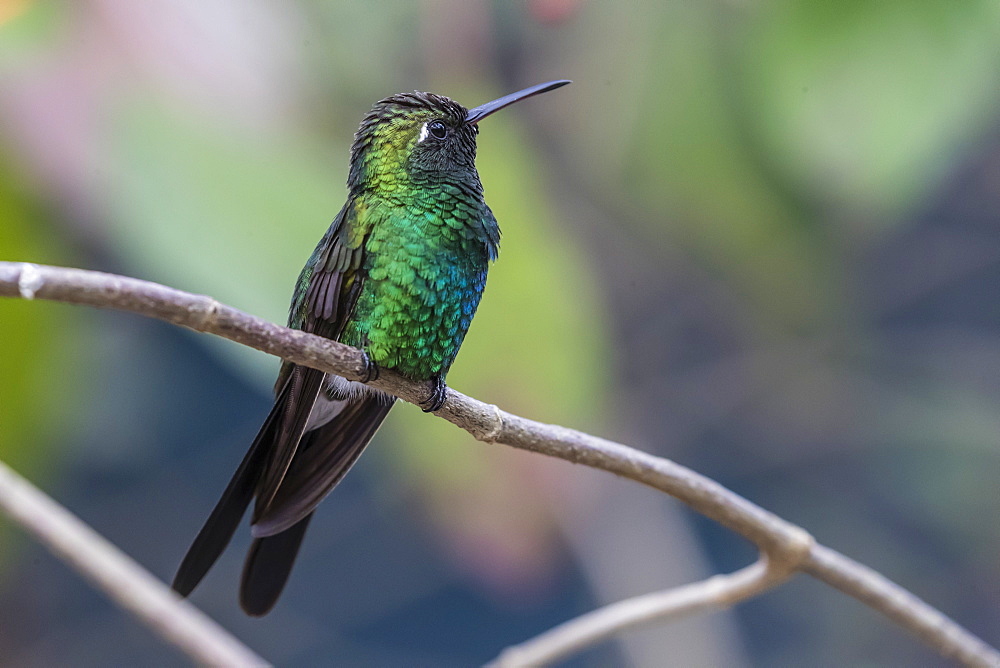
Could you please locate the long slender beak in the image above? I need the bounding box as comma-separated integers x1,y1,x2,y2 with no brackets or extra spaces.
465,79,571,125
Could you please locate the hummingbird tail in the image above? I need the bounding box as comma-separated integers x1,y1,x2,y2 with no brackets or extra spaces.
238,396,394,613
171,378,296,597
239,513,314,616
250,394,395,537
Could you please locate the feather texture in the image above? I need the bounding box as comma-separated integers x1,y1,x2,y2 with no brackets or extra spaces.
169,81,572,614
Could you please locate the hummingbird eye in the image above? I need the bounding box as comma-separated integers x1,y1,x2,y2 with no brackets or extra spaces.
427,120,448,139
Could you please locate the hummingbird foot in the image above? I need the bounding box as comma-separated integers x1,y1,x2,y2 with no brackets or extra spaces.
420,375,447,413
359,351,380,383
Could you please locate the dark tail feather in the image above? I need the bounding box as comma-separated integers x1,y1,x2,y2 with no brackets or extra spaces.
239,513,314,616
172,380,293,597
255,366,325,513
250,396,395,537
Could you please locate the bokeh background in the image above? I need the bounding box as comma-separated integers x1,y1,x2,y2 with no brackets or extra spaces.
2,1,999,665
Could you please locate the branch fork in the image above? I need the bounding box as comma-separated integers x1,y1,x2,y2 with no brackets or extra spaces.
0,261,996,668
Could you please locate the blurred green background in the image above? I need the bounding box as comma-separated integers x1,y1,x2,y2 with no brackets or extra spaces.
1,1,999,665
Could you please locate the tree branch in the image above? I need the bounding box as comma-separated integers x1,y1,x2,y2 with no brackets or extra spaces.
0,458,268,667
1,261,997,667
489,557,781,667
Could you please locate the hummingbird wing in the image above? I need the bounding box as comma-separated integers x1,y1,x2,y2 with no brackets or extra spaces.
173,199,370,599
250,199,369,523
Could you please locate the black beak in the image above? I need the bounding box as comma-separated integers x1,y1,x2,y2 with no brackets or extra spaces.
465,80,571,125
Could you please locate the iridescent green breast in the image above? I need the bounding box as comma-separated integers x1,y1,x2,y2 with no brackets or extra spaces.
340,192,498,380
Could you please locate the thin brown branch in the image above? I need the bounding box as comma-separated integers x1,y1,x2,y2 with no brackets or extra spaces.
803,546,998,667
0,458,268,667
1,261,997,667
489,557,783,667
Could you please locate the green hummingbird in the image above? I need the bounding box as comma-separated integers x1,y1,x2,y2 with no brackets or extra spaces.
171,80,570,616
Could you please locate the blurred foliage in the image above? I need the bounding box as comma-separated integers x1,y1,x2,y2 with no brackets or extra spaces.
107,101,347,380
0,159,87,568
745,0,1000,221
1,0,1000,665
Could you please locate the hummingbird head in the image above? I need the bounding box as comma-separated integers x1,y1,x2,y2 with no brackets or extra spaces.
348,80,570,195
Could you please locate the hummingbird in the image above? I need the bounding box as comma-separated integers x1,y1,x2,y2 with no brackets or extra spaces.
171,80,570,616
